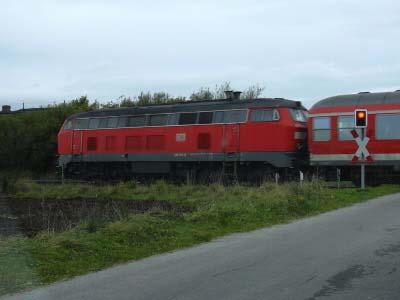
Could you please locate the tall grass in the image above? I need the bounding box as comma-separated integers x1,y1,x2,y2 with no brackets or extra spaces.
1,179,400,295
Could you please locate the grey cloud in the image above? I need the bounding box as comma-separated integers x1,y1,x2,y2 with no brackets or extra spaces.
0,0,399,109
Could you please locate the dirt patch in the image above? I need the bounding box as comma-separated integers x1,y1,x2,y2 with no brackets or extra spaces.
3,197,191,237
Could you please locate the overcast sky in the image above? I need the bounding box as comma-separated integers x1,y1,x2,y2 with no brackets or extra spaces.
1,0,399,109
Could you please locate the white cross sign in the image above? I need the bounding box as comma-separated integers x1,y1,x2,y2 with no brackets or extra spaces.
355,136,370,158
351,129,373,162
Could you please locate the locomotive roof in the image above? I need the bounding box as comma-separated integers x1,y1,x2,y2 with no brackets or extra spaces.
68,97,304,119
311,90,400,109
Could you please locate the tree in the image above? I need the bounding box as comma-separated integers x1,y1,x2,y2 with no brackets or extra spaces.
101,101,120,109
190,87,214,101
190,82,265,101
119,96,136,108
0,96,91,172
241,84,265,100
190,82,233,100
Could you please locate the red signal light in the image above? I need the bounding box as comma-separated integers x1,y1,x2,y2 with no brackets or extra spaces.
357,111,365,119
355,109,367,128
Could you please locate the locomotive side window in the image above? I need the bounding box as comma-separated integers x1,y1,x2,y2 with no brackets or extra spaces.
89,118,100,129
312,117,331,141
198,112,213,124
376,114,400,140
118,117,128,127
87,117,120,129
225,110,247,123
98,118,109,128
179,112,198,125
149,114,169,126
338,116,360,140
251,109,279,122
76,118,89,130
213,111,224,123
127,115,147,127
214,110,247,123
105,117,119,128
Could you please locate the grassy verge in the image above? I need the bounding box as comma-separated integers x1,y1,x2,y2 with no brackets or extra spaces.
1,180,400,296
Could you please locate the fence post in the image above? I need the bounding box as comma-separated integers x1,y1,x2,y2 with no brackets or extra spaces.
61,165,65,185
275,173,279,185
299,171,304,187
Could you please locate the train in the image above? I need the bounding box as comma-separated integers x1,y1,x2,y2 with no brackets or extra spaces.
58,90,400,184
309,90,400,184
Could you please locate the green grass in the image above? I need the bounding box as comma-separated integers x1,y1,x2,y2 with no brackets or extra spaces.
0,236,40,295
2,180,400,296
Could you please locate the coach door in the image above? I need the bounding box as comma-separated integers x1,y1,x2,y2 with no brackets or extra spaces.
72,130,83,155
223,124,240,153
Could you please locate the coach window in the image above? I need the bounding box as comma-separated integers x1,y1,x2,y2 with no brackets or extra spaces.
127,115,147,127
338,116,360,140
76,118,89,130
251,109,279,122
179,112,198,125
376,114,400,140
198,111,214,124
89,118,100,129
312,117,331,141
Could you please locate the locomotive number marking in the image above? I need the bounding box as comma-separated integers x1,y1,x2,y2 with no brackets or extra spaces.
176,133,186,142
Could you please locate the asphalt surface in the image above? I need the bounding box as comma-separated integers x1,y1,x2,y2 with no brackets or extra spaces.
3,193,400,300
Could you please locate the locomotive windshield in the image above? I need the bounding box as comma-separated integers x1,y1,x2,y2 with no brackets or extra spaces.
63,120,73,130
290,109,307,122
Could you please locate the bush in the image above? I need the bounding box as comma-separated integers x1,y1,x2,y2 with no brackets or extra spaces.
0,97,89,173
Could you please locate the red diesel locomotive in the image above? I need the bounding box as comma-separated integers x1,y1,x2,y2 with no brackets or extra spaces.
308,90,400,182
58,95,308,180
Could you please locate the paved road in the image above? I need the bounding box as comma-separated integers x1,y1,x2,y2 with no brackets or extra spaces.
3,193,400,300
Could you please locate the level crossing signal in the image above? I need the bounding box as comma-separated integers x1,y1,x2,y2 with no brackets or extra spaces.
355,109,368,128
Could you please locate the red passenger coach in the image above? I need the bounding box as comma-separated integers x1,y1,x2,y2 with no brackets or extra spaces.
308,90,400,182
58,96,307,180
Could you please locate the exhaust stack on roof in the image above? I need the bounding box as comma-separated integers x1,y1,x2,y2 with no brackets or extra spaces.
224,90,242,100
224,90,234,100
233,91,242,100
